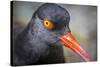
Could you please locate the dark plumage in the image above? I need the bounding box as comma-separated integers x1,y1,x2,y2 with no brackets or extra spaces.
12,3,70,66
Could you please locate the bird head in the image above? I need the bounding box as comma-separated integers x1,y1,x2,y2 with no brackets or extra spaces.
31,3,70,44
30,3,94,61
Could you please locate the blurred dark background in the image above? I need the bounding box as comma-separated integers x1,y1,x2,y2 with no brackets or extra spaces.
12,1,97,62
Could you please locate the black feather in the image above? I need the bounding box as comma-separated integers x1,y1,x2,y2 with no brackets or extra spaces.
12,3,70,66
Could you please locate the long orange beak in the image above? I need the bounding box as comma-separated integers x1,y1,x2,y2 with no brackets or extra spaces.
59,32,94,61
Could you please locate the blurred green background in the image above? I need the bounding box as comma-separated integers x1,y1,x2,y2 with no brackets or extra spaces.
12,1,97,62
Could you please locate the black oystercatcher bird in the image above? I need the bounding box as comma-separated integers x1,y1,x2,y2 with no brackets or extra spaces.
12,3,94,66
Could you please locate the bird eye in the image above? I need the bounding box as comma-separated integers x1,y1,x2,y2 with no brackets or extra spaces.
43,19,54,30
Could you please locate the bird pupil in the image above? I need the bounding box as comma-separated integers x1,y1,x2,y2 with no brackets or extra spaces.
46,22,48,25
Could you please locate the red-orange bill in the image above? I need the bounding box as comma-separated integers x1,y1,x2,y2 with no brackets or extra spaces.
59,32,94,61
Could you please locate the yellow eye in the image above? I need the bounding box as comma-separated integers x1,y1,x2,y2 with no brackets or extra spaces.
43,19,54,30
